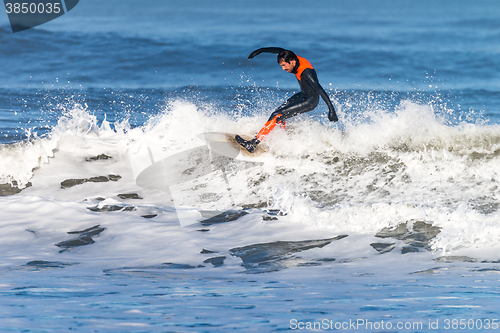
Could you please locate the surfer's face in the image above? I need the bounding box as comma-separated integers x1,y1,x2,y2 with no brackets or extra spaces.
279,59,296,73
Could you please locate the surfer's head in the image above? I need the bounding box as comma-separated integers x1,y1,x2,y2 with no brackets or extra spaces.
278,50,298,73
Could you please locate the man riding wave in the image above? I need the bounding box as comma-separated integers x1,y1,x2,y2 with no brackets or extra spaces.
236,47,338,153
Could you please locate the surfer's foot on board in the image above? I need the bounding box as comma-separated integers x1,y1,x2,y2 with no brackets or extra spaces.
235,135,260,153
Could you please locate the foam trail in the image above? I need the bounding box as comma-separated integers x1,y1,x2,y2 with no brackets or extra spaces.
1,98,500,256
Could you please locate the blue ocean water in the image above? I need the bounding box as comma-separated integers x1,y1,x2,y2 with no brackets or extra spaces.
1,0,500,332
0,0,499,143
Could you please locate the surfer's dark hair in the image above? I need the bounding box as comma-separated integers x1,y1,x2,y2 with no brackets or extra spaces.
277,50,298,63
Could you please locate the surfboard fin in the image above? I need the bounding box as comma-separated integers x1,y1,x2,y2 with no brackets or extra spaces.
235,135,260,153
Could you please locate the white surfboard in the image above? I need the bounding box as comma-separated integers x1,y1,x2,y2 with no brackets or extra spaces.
198,132,268,159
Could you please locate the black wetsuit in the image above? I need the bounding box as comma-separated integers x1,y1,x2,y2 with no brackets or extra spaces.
235,47,338,153
249,47,338,123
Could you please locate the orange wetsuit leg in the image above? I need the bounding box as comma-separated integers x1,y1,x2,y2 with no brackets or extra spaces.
256,114,286,141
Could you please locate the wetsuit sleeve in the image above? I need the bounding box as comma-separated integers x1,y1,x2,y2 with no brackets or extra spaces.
248,47,286,59
301,69,338,122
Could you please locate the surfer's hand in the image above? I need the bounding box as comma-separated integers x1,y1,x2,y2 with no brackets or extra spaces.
248,49,263,59
248,47,285,59
328,108,338,122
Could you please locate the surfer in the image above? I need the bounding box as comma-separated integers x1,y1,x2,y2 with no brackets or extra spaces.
236,47,338,153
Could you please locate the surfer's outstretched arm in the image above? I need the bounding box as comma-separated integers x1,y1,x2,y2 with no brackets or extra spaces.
301,69,338,122
248,47,286,59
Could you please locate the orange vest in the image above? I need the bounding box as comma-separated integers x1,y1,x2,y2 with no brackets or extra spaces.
294,55,314,81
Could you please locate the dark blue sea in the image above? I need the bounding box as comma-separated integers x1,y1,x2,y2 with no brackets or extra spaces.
1,0,500,332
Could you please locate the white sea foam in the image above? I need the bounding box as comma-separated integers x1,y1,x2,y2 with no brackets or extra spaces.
1,99,500,259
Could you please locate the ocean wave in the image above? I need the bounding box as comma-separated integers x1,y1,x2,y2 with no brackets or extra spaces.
1,98,499,253
2,97,499,188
